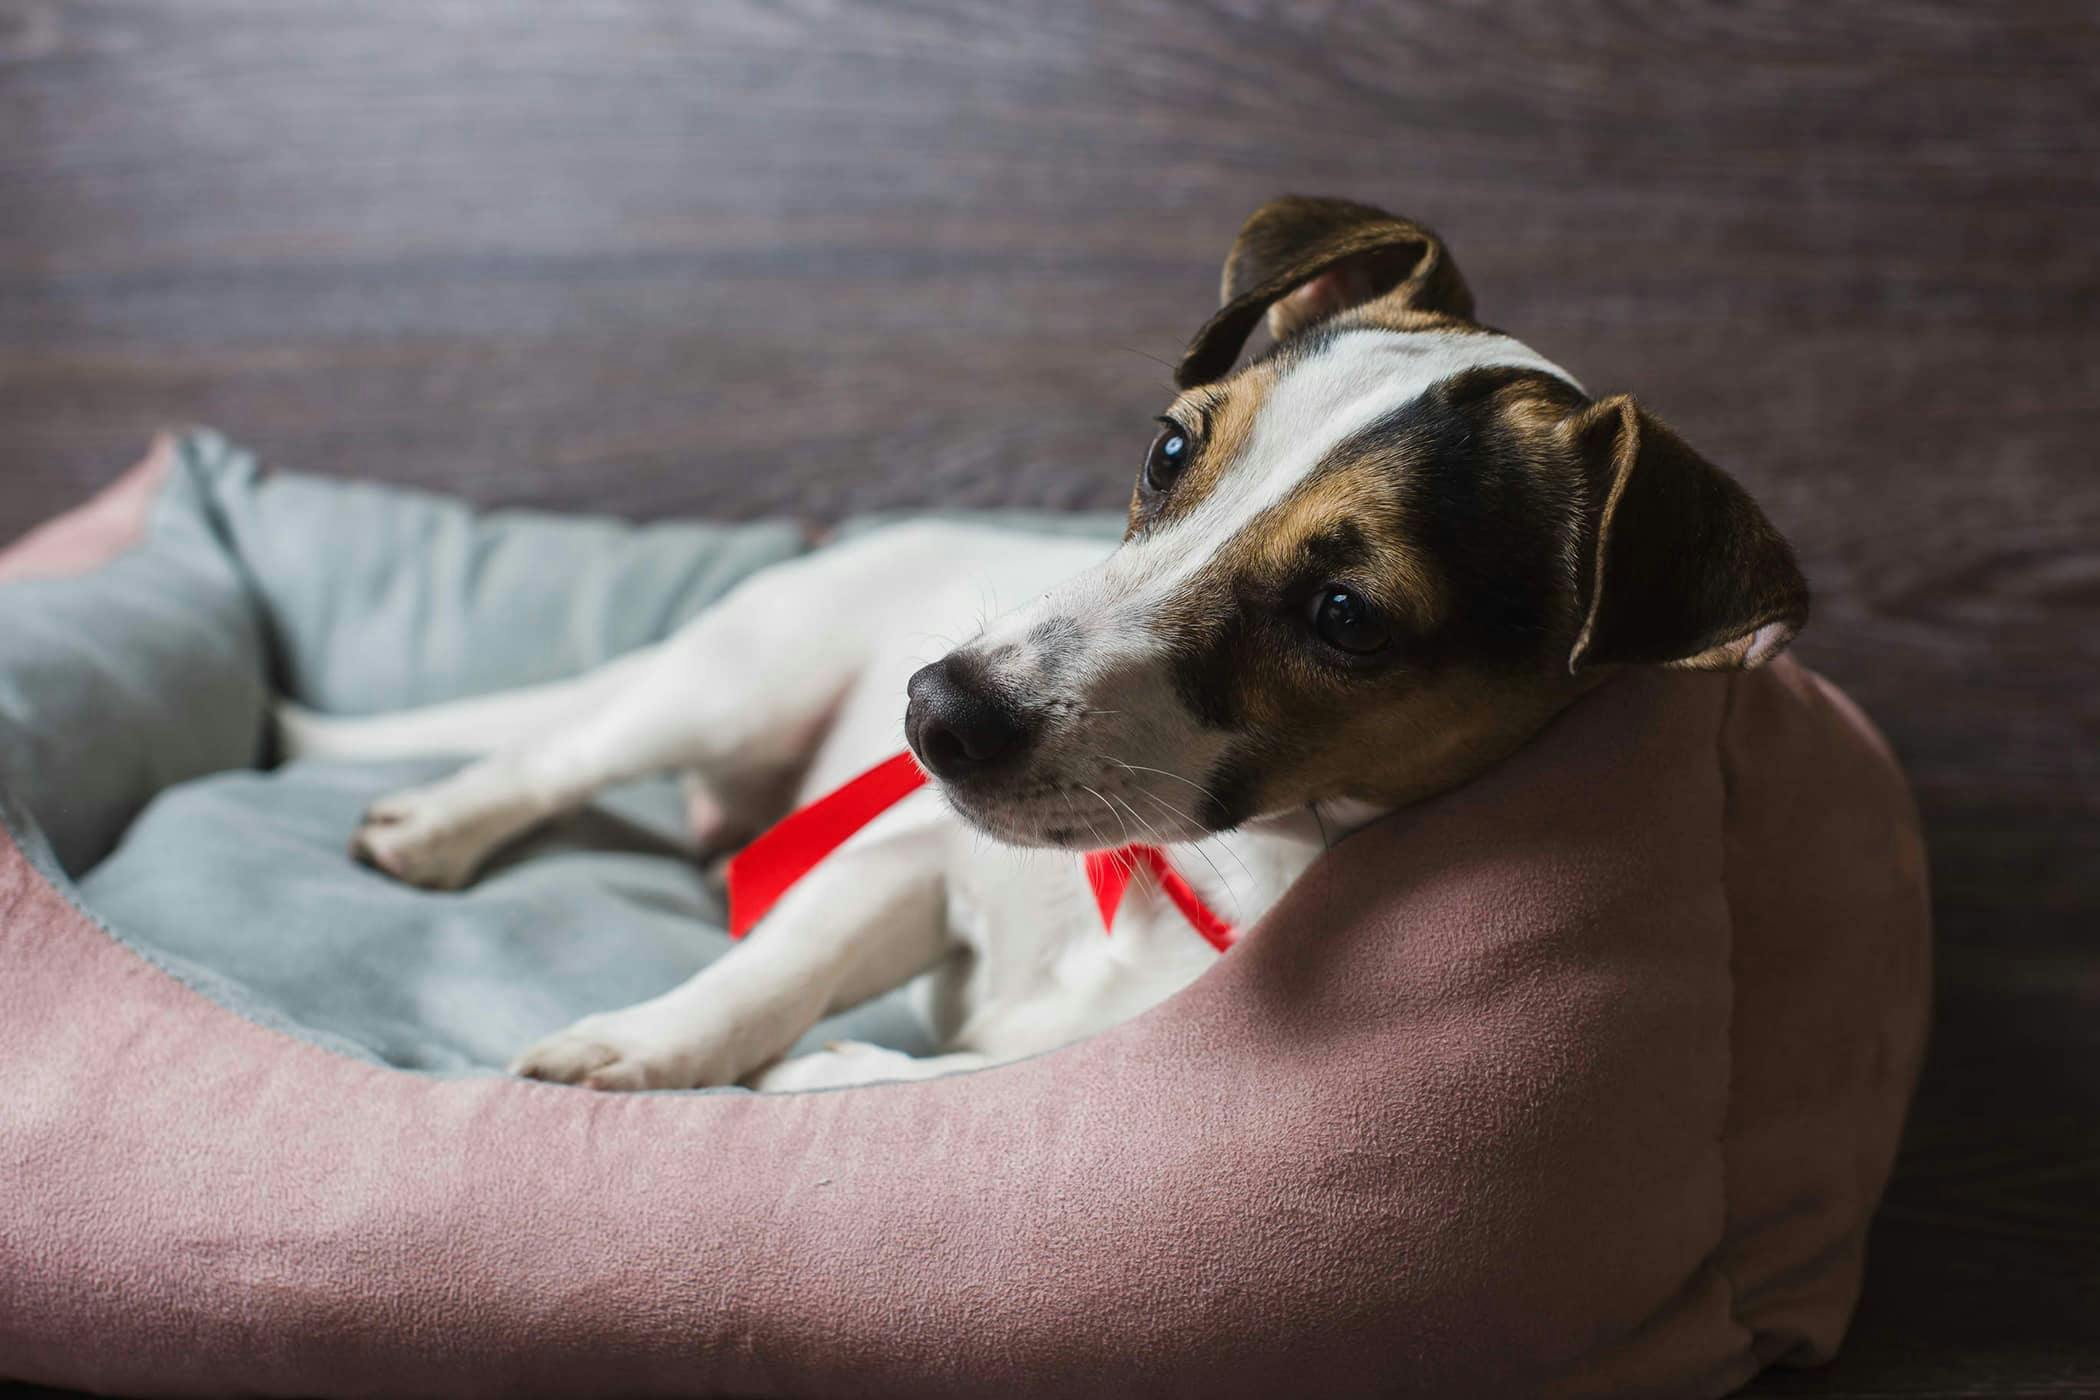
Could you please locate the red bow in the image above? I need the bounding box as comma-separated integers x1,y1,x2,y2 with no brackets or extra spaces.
725,752,1234,952
1081,846,1236,953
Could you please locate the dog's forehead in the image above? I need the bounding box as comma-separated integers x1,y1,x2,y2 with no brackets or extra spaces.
1263,326,1579,423
1138,328,1580,578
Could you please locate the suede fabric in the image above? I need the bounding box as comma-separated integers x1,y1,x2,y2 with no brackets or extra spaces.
0,441,1930,1398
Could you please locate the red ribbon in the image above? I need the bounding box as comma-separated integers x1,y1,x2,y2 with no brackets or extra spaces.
725,751,1234,951
725,751,929,937
1083,846,1236,953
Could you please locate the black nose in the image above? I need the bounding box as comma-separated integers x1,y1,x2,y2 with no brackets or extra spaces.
906,657,1027,780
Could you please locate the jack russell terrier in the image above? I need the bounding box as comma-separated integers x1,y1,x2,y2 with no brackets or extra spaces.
284,196,1808,1093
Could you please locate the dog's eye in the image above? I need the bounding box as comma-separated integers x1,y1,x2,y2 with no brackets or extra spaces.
1308,586,1392,655
1143,421,1193,493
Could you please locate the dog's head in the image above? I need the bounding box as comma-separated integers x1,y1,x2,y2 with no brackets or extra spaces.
906,196,1808,848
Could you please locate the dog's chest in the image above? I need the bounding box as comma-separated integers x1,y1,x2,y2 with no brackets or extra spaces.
932,821,1323,1059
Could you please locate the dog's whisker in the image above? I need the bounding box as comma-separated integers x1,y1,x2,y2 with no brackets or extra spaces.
1122,785,1245,918
1063,788,1112,851
1089,754,1256,887
1106,788,1245,926
1111,798,1167,869
1108,791,1162,845
1109,792,1172,863
1101,758,1222,808
1079,784,1132,851
1114,343,1179,377
901,629,963,655
1057,788,1097,851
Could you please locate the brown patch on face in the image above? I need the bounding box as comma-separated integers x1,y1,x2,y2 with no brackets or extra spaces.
1210,663,1594,825
1242,453,1448,631
1125,363,1278,536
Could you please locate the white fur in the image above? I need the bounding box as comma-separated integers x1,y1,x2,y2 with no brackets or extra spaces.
1126,330,1580,610
289,330,1576,1092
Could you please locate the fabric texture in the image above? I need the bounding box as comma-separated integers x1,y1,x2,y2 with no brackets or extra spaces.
1,433,923,1070
0,434,1932,1398
0,435,268,875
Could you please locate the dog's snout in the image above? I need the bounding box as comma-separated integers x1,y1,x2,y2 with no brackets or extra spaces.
906,658,1028,781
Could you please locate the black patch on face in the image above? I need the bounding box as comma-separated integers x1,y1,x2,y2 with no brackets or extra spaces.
1416,368,1583,660
1164,521,1388,739
1325,365,1586,666
1196,750,1261,831
1297,519,1371,586
1169,608,1248,730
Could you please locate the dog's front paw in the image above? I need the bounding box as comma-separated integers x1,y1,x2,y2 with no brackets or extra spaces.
351,777,520,890
509,1007,735,1092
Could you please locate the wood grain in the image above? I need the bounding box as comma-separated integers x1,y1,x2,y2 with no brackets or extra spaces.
2,2,2097,1394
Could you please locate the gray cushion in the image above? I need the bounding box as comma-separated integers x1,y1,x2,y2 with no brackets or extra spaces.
3,430,967,1072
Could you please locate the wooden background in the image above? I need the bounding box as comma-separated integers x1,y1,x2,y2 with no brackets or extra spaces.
3,2,2096,1394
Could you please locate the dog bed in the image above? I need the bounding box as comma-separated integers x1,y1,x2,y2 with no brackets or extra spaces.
0,431,1931,1398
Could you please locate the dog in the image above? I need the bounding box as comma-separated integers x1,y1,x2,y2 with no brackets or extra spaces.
282,196,1808,1093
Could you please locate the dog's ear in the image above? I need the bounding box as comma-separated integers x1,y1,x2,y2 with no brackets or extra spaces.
1565,395,1809,673
1175,196,1474,388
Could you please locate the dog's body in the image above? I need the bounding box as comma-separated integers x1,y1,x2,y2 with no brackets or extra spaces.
288,197,1810,1092
293,524,1323,1091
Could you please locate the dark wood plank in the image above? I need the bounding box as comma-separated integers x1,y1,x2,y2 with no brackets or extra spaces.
2,3,2097,1394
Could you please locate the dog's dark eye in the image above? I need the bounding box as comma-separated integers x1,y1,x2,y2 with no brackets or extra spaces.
1308,586,1391,655
1143,421,1192,493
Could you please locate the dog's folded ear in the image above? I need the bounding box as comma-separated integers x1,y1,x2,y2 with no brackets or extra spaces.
1175,196,1473,388
1565,396,1810,673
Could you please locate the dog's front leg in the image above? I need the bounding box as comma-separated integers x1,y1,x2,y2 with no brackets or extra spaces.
349,640,760,887
510,816,949,1091
348,532,913,886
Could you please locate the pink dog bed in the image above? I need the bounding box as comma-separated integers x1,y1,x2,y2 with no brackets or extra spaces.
0,441,1930,1397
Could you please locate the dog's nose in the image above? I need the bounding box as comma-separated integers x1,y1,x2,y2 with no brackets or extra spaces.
906,658,1026,780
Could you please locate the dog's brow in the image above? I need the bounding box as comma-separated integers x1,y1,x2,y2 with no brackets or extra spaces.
1299,522,1371,579
1168,386,1222,434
